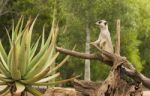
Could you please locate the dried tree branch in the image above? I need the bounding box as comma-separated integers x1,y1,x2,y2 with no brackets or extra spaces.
125,68,150,89
56,47,101,60
56,46,150,89
56,47,113,65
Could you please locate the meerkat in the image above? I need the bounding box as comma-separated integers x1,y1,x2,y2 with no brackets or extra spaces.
91,20,114,60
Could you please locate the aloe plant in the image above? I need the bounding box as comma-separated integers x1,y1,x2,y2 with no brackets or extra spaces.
0,16,71,96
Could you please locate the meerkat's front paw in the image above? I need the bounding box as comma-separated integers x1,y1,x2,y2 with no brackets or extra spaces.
90,41,97,45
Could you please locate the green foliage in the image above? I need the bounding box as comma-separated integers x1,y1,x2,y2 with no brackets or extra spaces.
137,0,150,76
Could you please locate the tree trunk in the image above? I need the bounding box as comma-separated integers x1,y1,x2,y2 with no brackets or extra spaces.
84,22,91,81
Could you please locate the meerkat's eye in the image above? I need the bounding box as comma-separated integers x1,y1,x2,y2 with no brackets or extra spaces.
98,21,102,24
104,22,107,25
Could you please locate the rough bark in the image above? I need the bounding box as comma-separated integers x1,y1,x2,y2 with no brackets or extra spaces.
72,79,143,96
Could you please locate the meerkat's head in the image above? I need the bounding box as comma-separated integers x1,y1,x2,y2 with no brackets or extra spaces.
96,20,108,29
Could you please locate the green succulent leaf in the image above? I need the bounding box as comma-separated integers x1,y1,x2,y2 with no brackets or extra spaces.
33,75,80,86
15,82,25,94
46,55,70,76
0,41,7,63
30,37,41,61
10,43,21,80
21,66,50,84
0,86,10,95
26,86,42,96
41,25,45,49
0,53,9,71
36,72,60,83
0,62,10,77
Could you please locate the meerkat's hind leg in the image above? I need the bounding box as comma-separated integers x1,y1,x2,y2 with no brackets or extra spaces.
100,40,106,49
100,41,111,61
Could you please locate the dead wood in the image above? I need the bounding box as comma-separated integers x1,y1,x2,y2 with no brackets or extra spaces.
56,46,150,90
44,87,77,96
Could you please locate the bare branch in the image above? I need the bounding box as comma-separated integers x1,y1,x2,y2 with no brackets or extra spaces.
56,47,101,60
56,46,113,66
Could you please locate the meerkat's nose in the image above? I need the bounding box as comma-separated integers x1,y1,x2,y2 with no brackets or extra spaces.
95,21,99,25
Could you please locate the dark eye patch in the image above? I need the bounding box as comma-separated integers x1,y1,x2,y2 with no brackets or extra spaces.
104,22,107,25
98,21,102,24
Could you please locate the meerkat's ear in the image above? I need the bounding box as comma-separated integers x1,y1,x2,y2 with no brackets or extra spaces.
104,21,107,25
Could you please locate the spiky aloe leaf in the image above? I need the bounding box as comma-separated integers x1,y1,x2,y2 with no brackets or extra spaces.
7,47,12,71
14,16,23,35
36,72,60,83
33,75,80,86
46,55,70,76
11,17,23,44
0,62,10,77
15,82,25,94
27,17,58,71
18,16,24,36
0,86,10,95
10,43,21,80
21,66,50,84
30,37,41,61
0,41,7,63
0,73,12,82
0,77,11,82
25,52,60,79
40,25,45,49
43,52,59,69
5,28,12,46
18,18,32,76
11,20,15,42
18,43,28,77
26,86,42,96
27,29,54,72
25,30,58,78
0,53,9,71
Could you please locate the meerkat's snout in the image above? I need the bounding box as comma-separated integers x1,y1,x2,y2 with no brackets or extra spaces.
95,20,102,25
